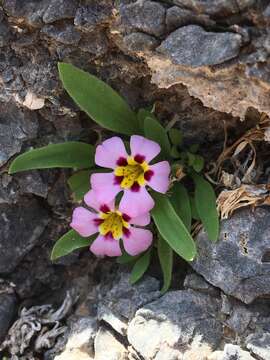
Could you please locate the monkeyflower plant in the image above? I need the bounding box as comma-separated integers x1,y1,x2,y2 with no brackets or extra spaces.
9,63,219,291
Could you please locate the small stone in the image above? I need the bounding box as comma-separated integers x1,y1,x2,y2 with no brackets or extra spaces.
42,24,81,45
246,332,270,360
79,32,109,56
120,0,166,37
127,290,222,359
184,272,219,296
42,0,78,24
0,101,38,166
16,171,48,198
55,317,97,360
191,208,270,304
98,273,160,335
94,327,127,360
172,0,255,16
123,32,159,52
23,91,45,110
221,344,256,360
225,303,252,334
166,6,215,32
74,4,112,32
0,293,17,343
0,197,50,274
157,25,242,67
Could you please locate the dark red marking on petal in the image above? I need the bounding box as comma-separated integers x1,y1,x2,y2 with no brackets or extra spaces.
116,157,128,166
94,218,104,226
134,154,145,164
131,182,140,192
123,227,131,238
100,204,110,213
122,213,131,222
144,169,154,181
105,231,113,240
114,175,123,185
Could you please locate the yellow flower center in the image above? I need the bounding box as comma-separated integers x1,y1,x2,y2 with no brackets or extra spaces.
99,210,130,240
114,156,150,189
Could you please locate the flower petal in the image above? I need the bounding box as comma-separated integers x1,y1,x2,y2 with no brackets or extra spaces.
95,137,128,169
130,135,160,163
90,234,122,257
147,161,170,193
130,212,151,226
84,189,114,212
120,187,154,218
70,207,98,237
91,172,121,203
123,227,153,256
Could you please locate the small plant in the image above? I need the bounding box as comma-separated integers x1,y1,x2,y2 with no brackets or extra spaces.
9,63,219,292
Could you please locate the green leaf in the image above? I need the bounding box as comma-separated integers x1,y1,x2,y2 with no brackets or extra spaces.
51,229,95,260
130,249,152,284
192,155,204,172
151,192,196,261
158,235,173,293
58,62,139,135
144,117,171,158
192,173,219,242
9,142,94,174
68,170,91,201
190,197,200,220
170,145,181,159
170,183,191,231
137,108,155,131
187,152,196,167
168,128,182,145
117,252,139,264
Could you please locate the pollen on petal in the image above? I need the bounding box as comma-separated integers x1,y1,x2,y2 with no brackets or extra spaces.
123,227,131,237
122,213,131,222
134,154,145,164
117,157,128,166
144,169,154,181
114,175,124,185
131,182,140,192
100,204,110,213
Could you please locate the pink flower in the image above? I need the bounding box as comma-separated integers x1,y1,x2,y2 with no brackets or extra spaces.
91,135,170,217
70,190,153,257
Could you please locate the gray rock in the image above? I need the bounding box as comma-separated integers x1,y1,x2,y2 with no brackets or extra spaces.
191,208,270,304
42,0,78,24
0,102,38,167
225,303,252,334
79,32,109,56
172,0,255,16
120,0,166,37
0,293,17,343
184,272,219,296
94,327,127,360
127,290,223,359
74,4,112,32
2,0,45,26
98,273,160,335
42,24,81,45
246,332,270,360
123,32,159,52
0,197,50,273
16,171,48,198
157,25,242,67
166,6,215,32
220,344,256,360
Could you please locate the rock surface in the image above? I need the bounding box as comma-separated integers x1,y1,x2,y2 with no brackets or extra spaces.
0,197,50,273
127,290,223,359
0,292,17,343
191,208,270,304
158,25,242,67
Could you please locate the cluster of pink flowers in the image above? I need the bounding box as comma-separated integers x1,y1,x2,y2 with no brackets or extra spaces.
71,135,170,257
